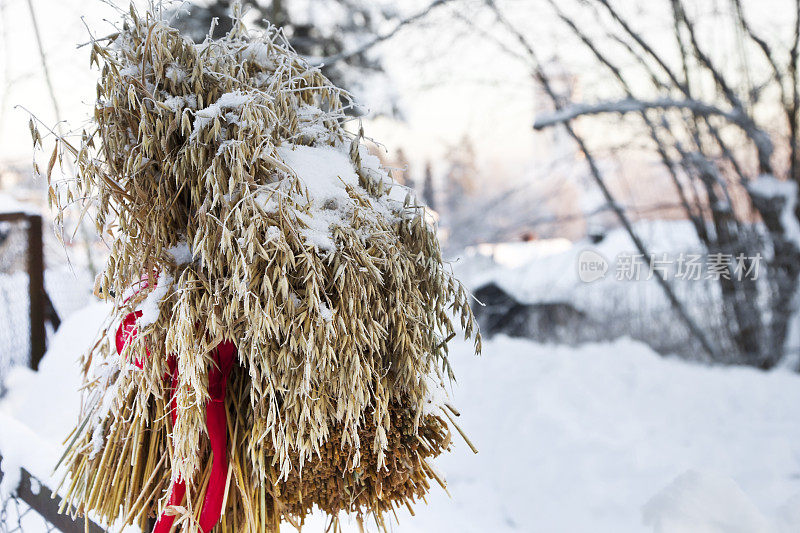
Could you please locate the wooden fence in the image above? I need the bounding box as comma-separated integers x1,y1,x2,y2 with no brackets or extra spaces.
0,453,105,533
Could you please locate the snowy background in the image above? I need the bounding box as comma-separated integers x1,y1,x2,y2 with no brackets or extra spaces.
3,275,800,532
2,0,800,532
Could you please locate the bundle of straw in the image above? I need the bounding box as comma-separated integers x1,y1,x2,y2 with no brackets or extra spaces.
33,3,480,531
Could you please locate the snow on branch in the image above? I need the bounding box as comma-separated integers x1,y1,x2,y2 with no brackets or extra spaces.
533,97,774,163
533,97,747,130
316,0,454,66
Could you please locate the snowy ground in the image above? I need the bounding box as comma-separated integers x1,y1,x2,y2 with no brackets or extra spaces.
1,303,800,532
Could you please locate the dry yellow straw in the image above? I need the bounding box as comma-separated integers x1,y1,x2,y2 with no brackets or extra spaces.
31,2,480,531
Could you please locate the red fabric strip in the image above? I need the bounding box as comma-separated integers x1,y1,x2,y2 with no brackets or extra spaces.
198,341,235,532
152,355,185,533
115,310,145,368
115,288,235,532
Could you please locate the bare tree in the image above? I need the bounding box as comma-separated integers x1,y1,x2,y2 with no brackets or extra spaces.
473,0,800,368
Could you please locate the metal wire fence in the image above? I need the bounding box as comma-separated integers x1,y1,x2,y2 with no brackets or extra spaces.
0,213,95,532
0,217,32,391
0,494,61,533
0,459,105,533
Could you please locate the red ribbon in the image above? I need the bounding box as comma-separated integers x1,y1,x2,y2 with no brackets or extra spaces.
151,354,187,533
115,291,234,532
198,341,235,531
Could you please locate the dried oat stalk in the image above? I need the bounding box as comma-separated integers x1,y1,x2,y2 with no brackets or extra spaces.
34,2,480,531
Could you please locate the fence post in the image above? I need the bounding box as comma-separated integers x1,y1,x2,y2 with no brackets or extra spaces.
27,214,46,371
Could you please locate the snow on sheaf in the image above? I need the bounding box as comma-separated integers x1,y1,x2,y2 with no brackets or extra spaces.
166,241,194,265
85,340,127,460
242,42,276,70
162,93,197,111
118,64,140,77
319,303,333,322
295,209,343,251
120,278,147,303
275,143,360,252
357,143,410,207
165,64,187,84
254,188,281,213
421,376,449,417
135,270,172,327
258,141,409,253
296,104,334,144
192,90,257,136
266,225,280,240
277,143,359,202
89,417,106,459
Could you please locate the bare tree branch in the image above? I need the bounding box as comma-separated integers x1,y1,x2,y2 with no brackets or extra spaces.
535,97,741,129
592,0,687,92
789,0,800,185
546,0,709,241
25,0,61,125
535,94,772,179
731,0,786,92
316,0,454,66
593,0,773,174
485,0,721,360
671,0,746,112
668,0,693,96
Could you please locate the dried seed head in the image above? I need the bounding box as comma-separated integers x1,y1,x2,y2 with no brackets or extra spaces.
49,3,480,531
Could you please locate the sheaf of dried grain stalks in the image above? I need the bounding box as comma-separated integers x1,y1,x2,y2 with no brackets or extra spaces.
32,2,480,531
